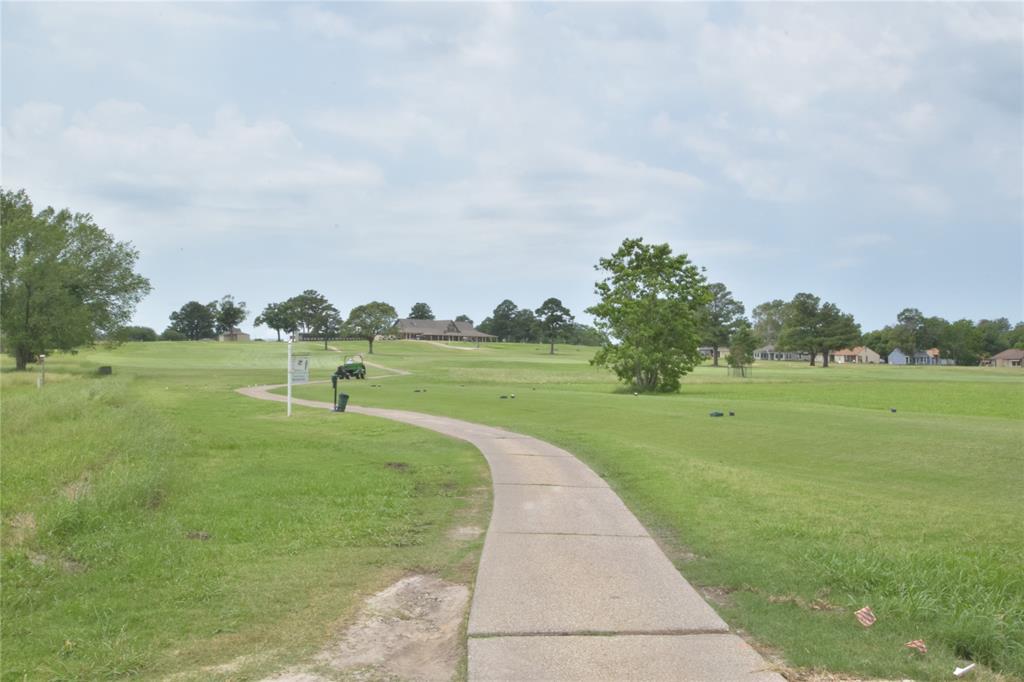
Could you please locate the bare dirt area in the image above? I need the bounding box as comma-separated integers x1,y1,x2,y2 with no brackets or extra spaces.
263,574,469,682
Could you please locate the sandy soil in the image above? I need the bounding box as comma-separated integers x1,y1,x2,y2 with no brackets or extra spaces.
263,575,469,682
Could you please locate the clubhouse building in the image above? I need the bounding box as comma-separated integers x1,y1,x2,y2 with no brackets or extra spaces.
395,319,497,343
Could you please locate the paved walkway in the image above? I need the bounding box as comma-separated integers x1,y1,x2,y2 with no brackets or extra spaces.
236,384,783,681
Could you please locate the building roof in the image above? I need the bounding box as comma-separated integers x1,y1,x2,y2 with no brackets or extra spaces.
991,348,1024,361
396,319,496,339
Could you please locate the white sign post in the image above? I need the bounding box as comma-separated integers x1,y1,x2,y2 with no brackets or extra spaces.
286,338,311,417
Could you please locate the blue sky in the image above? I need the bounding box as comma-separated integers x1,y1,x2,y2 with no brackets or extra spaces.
3,2,1021,336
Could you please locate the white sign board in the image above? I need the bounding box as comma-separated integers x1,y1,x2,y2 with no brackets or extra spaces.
290,355,310,383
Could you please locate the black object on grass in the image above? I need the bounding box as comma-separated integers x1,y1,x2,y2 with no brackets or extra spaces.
729,411,735,416
500,395,509,399
709,411,724,417
890,408,897,413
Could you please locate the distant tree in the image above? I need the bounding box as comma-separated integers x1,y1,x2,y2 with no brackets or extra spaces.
169,301,218,340
727,321,760,368
700,283,745,366
778,293,823,365
510,308,539,343
254,301,298,341
479,299,519,341
455,314,474,327
861,327,895,360
408,302,434,320
752,299,787,347
976,318,1012,357
160,328,187,341
815,302,860,367
1,189,152,369
938,319,982,365
535,298,574,354
287,290,336,334
586,238,710,392
778,294,859,367
113,325,158,342
1008,321,1024,350
313,306,343,351
346,302,398,354
214,295,248,334
567,323,608,347
891,307,926,354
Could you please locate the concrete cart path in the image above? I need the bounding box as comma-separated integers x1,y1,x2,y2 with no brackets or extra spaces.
236,384,783,682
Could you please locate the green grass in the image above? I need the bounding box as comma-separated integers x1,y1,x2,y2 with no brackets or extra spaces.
5,339,1022,680
284,340,1024,681
1,342,489,680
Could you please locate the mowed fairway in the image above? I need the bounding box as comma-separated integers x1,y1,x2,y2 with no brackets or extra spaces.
1,342,490,680
284,340,1024,681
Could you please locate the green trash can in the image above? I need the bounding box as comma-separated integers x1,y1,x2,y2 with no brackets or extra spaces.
336,393,350,412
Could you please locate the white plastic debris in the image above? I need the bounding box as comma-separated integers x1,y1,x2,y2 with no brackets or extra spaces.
953,664,975,677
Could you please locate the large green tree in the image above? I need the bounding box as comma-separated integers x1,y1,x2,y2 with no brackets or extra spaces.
752,299,787,347
815,302,860,367
586,238,710,392
408,302,434,320
1,189,151,369
535,298,574,354
254,301,298,341
700,283,745,366
346,301,398,354
214,295,248,334
287,290,336,335
778,293,823,365
168,301,218,340
778,293,859,366
478,299,519,341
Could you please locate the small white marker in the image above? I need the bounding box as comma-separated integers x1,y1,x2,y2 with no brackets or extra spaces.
954,663,975,677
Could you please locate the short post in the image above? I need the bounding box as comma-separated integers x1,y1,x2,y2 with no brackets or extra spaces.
37,354,46,389
287,337,293,417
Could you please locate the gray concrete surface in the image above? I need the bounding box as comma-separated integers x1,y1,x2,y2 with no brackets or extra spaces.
237,383,785,681
469,634,783,681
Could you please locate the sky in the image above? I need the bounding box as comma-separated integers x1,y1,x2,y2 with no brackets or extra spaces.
2,2,1022,337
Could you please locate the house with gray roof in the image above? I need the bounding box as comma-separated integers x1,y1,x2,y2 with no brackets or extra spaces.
395,319,497,342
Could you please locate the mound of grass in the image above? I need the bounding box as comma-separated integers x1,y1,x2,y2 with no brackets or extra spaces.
1,347,489,679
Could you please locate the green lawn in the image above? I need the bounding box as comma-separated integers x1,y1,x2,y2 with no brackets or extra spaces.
1,341,490,680
285,340,1023,681
4,340,1021,681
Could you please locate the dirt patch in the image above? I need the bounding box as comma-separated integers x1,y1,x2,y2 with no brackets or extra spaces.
263,574,469,682
700,585,737,608
62,475,91,501
186,531,212,541
447,525,483,541
767,594,841,612
385,462,409,471
8,512,37,545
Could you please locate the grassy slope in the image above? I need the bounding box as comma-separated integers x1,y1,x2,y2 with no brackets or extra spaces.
289,340,1024,681
1,342,490,680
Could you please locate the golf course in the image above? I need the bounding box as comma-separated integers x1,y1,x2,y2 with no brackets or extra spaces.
2,339,1021,681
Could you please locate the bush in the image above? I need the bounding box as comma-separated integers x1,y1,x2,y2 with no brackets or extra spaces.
113,326,158,342
160,328,187,341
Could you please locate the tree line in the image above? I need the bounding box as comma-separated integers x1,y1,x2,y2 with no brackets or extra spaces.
4,190,1020,383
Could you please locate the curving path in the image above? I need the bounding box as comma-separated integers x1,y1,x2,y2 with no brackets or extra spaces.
236,383,783,681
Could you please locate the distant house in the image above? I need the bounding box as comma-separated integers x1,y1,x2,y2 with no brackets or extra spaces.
395,319,497,343
218,327,250,342
753,345,811,362
888,347,946,365
831,346,881,364
986,348,1024,368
